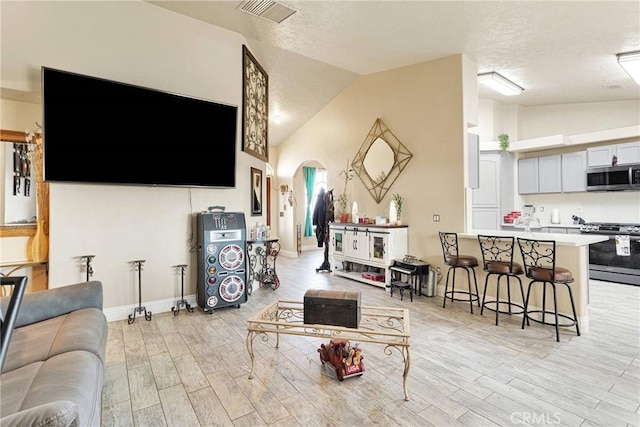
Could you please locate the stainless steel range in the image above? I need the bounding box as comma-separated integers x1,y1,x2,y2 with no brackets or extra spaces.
579,222,640,286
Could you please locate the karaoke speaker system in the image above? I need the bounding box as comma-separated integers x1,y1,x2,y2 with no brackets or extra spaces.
196,211,248,312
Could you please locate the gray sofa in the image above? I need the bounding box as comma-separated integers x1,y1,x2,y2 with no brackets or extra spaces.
0,281,108,427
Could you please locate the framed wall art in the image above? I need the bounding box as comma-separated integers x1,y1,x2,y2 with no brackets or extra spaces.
251,167,263,216
242,45,269,162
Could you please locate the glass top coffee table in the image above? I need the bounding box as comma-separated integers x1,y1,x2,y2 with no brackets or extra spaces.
246,299,411,400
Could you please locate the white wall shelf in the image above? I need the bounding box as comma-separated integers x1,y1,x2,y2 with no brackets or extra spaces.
508,125,640,153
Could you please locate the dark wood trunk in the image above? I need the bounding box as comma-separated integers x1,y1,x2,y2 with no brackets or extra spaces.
303,289,361,328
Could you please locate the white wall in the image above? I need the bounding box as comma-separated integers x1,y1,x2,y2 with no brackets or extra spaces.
1,2,267,310
522,191,640,225
520,100,640,140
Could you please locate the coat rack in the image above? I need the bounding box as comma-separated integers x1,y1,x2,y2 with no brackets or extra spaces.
315,189,334,273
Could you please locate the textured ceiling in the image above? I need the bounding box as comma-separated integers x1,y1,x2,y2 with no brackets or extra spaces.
2,1,638,148
148,0,640,146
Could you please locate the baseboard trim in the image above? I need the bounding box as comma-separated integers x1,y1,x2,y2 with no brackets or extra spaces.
279,249,298,258
103,294,198,322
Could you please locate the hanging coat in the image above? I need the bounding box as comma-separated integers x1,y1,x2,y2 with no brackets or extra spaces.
313,188,326,247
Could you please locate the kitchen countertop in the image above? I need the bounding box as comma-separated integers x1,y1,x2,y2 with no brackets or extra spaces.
460,229,608,247
501,223,583,229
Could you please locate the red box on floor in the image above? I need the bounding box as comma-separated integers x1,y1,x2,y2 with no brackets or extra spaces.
361,272,384,282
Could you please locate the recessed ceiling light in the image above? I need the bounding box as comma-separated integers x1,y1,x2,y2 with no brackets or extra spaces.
478,72,524,96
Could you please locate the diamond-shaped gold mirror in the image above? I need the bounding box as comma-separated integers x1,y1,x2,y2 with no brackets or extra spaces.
351,119,413,203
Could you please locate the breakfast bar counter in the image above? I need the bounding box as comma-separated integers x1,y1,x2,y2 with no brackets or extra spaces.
457,230,608,333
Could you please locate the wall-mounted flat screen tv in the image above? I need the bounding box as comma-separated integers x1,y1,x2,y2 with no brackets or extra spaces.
42,67,237,188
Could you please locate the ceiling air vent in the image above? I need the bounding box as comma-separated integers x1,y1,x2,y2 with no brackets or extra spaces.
237,0,298,24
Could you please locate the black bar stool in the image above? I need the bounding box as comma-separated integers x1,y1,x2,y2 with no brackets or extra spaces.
477,235,526,325
439,232,480,313
517,237,581,342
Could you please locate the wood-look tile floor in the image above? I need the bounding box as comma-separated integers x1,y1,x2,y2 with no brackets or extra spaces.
101,250,640,427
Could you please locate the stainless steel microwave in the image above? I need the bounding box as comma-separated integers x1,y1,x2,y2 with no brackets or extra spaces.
586,164,640,191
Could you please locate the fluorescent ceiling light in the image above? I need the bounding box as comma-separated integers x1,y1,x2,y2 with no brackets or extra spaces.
478,72,524,96
617,51,640,85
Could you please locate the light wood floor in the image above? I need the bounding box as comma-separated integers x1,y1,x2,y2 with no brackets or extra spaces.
101,250,640,427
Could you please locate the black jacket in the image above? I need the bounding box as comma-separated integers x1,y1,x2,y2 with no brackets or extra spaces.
313,188,326,247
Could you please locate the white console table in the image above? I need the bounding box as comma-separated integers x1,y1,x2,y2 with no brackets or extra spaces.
329,223,408,288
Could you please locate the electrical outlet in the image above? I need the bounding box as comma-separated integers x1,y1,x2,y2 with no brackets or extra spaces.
433,214,440,222
576,205,582,212
279,212,284,217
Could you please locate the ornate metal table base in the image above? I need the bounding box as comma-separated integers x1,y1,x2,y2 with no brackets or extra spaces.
247,238,281,295
246,300,411,401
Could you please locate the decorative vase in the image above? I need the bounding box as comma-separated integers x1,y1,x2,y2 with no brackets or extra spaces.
28,219,48,262
389,200,397,224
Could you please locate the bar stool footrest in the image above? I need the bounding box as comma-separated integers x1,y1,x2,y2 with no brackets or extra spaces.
444,290,479,303
482,300,525,316
524,310,577,328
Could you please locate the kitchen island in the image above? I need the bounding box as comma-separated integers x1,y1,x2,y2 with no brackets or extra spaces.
457,230,608,333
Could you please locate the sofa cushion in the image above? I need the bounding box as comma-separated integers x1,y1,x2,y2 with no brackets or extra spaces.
2,308,107,374
0,351,103,427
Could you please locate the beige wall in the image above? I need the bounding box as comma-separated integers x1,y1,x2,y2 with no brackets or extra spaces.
277,55,468,266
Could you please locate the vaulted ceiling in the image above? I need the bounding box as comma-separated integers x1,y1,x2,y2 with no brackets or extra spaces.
3,1,639,147
147,1,640,146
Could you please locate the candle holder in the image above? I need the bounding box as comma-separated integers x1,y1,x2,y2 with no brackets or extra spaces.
79,255,96,282
171,264,193,315
128,260,151,324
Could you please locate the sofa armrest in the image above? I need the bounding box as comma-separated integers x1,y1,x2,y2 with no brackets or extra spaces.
0,400,79,427
0,281,103,328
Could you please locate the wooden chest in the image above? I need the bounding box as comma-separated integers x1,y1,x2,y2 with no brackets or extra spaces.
304,289,361,328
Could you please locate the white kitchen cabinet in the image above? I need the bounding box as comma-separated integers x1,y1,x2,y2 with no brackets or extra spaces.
615,141,640,164
538,155,562,193
472,155,499,207
561,151,587,192
519,151,587,194
472,209,501,230
587,141,640,167
518,157,539,194
472,153,514,230
587,145,614,167
329,223,408,288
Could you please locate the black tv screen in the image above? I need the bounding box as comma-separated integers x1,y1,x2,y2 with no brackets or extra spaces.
42,67,237,188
